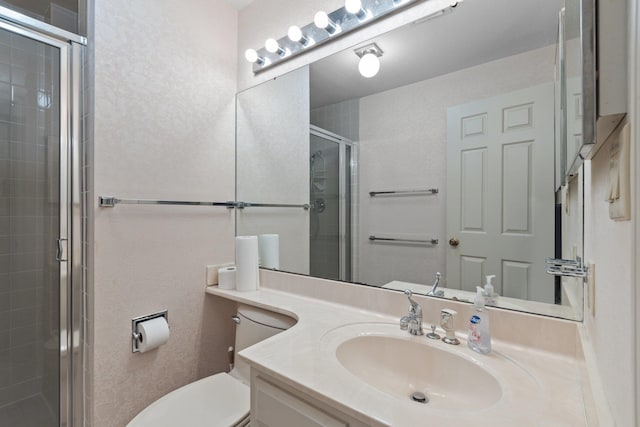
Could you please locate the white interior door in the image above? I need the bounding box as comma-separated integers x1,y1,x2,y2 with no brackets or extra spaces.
446,83,555,303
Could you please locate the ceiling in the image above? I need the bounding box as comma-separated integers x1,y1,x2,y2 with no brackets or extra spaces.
310,0,562,109
223,0,255,10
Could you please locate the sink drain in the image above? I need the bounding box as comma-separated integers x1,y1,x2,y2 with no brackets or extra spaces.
410,391,429,404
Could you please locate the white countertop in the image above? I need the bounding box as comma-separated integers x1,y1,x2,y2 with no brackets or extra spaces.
206,285,588,427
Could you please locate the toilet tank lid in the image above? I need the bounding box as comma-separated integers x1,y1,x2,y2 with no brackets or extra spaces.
237,304,296,330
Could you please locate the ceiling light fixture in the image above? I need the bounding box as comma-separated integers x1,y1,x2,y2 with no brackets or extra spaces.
355,43,383,78
314,11,339,35
345,0,370,21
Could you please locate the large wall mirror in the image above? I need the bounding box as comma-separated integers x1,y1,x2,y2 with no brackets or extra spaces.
236,0,586,321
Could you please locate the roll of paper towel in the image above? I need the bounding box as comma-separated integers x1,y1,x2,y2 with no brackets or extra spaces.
235,236,259,292
258,234,280,269
137,316,170,353
218,266,236,290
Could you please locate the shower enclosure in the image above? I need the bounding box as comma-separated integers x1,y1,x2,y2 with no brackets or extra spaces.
309,125,357,282
0,7,83,427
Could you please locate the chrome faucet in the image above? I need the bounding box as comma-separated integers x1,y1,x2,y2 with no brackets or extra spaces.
427,272,443,297
400,290,424,336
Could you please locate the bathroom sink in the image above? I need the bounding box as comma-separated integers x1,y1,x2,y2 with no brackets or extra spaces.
324,324,503,409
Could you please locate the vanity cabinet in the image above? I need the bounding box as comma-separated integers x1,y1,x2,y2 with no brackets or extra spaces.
250,369,372,427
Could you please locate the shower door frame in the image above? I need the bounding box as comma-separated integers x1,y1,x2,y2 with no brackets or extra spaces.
310,125,359,282
0,7,85,427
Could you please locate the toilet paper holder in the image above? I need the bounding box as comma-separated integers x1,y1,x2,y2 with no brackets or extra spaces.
132,310,168,353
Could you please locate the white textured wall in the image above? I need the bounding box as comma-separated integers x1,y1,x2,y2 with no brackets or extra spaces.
582,119,636,426
357,45,556,287
578,2,638,423
91,1,238,426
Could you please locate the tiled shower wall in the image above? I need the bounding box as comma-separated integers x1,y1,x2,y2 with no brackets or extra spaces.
0,28,60,413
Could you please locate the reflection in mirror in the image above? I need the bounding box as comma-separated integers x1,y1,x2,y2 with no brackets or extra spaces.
564,0,583,177
236,68,311,274
236,0,585,321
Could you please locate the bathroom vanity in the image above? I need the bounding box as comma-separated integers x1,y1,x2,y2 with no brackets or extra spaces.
206,270,607,426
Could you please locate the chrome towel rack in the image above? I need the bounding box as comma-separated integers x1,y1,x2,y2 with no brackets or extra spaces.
235,201,310,210
99,197,309,210
369,235,439,245
99,197,235,208
369,188,438,197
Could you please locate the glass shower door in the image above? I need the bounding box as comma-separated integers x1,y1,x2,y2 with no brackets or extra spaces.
309,126,355,282
310,133,340,280
0,23,64,427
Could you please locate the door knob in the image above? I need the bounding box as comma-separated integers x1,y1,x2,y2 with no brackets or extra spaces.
448,237,459,247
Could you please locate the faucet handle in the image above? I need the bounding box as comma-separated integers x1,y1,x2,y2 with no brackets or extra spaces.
440,309,460,345
426,324,440,340
403,289,420,313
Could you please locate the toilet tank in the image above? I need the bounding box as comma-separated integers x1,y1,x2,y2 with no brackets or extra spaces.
235,304,296,352
232,304,296,382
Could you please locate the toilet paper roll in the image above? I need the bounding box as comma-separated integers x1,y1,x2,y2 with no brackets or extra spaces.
258,234,280,269
235,236,259,292
137,317,170,353
218,266,236,290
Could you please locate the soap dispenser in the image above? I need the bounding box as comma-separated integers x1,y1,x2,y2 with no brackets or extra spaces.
484,275,496,305
468,287,491,354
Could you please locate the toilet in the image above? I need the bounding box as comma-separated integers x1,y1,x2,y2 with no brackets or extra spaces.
127,304,296,427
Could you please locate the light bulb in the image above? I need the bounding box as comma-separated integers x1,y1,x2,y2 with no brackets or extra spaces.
244,48,258,63
345,0,361,13
345,0,369,20
288,25,310,46
314,11,329,28
344,0,362,13
314,11,338,34
358,53,380,78
288,25,302,42
265,38,287,57
244,48,267,66
265,38,279,53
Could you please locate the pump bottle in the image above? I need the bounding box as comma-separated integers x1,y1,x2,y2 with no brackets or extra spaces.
468,286,491,354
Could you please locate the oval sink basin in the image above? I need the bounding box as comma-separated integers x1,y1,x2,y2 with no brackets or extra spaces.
335,334,502,409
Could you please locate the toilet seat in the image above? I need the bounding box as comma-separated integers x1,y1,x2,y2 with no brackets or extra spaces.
126,373,250,427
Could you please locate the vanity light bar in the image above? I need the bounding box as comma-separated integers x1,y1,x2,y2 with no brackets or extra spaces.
246,0,461,73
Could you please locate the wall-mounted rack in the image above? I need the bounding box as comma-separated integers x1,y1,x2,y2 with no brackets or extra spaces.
369,235,438,245
99,196,310,210
369,188,439,197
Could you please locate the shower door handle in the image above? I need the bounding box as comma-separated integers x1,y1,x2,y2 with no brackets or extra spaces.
56,238,68,262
